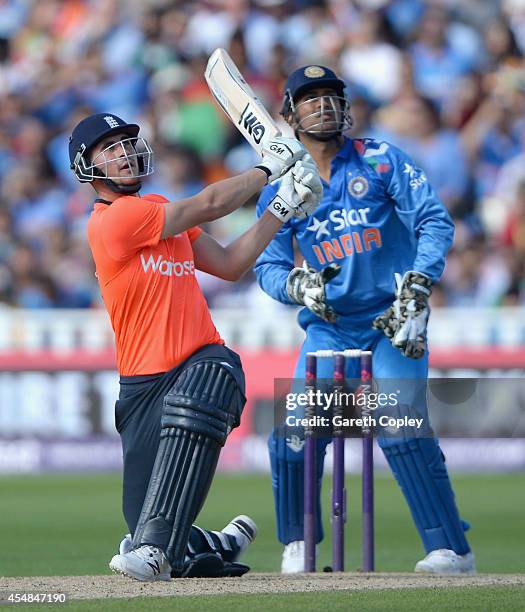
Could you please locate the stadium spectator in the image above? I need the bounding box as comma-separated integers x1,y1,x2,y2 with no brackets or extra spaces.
0,0,522,310
339,9,403,105
374,93,471,216
408,5,477,106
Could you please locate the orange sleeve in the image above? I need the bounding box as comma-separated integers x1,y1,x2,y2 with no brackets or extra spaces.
101,196,165,261
187,226,203,242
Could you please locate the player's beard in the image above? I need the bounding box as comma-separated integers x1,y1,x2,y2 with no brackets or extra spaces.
298,118,343,142
304,127,342,142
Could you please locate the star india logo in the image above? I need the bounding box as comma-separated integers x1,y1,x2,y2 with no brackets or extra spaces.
403,162,427,190
304,66,325,78
348,176,369,198
403,162,417,178
104,115,120,129
307,217,331,240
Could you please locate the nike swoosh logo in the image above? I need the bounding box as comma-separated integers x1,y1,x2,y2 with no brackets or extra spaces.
146,560,161,574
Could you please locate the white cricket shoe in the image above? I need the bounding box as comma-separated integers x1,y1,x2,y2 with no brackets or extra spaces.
281,540,318,574
221,515,258,560
415,549,476,575
109,545,172,581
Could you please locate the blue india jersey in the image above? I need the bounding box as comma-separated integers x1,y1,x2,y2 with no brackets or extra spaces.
254,137,454,328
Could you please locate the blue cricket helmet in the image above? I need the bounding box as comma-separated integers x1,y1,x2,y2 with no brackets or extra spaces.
69,113,140,182
280,65,347,116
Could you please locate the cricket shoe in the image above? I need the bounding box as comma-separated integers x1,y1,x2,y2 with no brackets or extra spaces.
109,545,172,581
119,533,132,555
415,549,476,575
281,540,318,574
117,535,235,579
177,552,251,578
221,515,258,561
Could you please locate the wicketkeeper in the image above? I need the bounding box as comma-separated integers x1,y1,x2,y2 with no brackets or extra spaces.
255,66,475,575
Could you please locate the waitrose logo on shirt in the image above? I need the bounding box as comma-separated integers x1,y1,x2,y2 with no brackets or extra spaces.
140,254,195,277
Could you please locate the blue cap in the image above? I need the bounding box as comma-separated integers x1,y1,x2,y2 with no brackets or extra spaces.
281,65,346,115
69,113,139,169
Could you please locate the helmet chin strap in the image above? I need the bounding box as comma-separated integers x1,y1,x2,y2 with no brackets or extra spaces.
293,125,342,144
103,177,142,195
304,130,341,143
92,168,142,194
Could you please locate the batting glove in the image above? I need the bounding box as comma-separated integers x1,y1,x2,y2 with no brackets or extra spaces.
286,261,341,323
256,136,307,182
268,161,323,223
291,154,323,218
373,271,432,359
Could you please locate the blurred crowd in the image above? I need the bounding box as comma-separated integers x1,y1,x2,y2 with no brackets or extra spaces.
1,0,525,310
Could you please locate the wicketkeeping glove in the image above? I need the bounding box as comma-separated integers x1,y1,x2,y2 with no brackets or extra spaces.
373,271,432,359
256,136,306,182
286,261,341,322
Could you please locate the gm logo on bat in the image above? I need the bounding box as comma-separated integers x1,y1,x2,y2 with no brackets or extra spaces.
239,103,266,144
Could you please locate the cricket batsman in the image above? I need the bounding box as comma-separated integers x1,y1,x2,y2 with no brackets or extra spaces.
255,66,475,574
68,112,322,580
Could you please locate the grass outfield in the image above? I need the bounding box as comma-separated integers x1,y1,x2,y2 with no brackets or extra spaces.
0,472,523,577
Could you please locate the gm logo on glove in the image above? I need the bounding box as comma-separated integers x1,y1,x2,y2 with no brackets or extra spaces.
269,144,285,155
270,195,291,220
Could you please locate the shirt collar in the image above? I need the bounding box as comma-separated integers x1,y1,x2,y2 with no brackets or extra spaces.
334,136,353,160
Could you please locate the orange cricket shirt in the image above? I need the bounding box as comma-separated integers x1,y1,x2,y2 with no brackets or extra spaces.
87,193,223,375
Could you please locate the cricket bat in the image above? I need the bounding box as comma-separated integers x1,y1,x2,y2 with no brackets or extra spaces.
205,48,281,155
